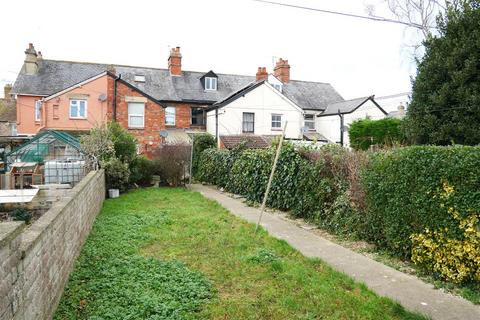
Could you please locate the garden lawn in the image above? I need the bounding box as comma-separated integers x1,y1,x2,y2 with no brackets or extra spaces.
55,188,425,320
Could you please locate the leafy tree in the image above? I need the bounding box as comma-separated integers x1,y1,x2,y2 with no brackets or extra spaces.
404,0,480,145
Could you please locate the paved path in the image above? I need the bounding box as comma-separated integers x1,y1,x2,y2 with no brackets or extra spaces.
190,184,480,320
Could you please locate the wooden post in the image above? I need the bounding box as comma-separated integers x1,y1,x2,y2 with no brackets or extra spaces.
189,137,194,185
255,121,287,233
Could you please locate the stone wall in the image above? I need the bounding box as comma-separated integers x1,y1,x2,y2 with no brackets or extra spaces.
0,170,105,320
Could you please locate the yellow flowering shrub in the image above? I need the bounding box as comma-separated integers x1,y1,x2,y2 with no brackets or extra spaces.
410,181,480,283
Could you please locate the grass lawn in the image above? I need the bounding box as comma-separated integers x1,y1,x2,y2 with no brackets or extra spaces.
55,188,425,320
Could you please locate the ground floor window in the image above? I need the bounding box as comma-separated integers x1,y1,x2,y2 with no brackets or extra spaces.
271,114,282,129
304,114,315,131
242,112,255,133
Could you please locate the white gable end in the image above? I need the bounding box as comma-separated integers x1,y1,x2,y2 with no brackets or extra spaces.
206,83,303,139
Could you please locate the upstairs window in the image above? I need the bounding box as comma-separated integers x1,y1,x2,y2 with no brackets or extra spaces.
70,100,87,119
128,102,145,128
205,77,217,91
166,106,176,125
242,112,254,133
304,114,315,131
271,114,282,129
34,100,41,121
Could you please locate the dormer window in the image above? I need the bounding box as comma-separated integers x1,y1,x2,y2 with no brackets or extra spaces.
201,71,218,91
205,77,217,91
134,75,145,82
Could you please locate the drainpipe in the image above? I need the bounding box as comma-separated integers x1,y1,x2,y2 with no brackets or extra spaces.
113,74,121,121
215,108,219,145
338,110,344,147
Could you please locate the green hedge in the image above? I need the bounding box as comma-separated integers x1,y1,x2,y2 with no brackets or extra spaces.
362,145,480,258
349,118,404,151
197,144,480,283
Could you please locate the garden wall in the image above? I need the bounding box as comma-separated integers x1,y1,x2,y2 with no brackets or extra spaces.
0,169,105,320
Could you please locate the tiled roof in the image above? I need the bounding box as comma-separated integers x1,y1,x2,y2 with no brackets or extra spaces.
303,132,329,142
220,135,272,149
319,96,374,116
12,60,344,110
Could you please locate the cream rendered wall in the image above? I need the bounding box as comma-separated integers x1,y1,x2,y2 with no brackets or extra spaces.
316,100,387,147
207,83,303,140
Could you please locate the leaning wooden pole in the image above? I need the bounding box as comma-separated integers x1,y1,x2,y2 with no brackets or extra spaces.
255,121,288,233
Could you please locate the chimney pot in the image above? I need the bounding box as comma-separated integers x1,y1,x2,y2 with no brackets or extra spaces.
274,58,290,83
23,43,39,75
256,66,268,81
168,46,182,76
4,84,12,100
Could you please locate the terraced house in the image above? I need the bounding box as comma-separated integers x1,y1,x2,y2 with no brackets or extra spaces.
11,44,388,155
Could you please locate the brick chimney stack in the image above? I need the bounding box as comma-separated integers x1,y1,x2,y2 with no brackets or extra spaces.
168,47,182,76
4,84,12,100
256,67,268,81
23,43,39,75
273,58,290,83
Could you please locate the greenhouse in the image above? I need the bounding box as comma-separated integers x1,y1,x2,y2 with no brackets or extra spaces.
4,131,87,188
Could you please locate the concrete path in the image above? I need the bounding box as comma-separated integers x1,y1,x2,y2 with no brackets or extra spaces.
190,184,480,320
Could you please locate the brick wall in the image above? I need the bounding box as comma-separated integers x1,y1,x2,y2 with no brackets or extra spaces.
0,170,105,320
108,78,166,157
168,103,191,129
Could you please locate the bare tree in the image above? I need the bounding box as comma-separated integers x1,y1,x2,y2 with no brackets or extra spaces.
365,0,459,58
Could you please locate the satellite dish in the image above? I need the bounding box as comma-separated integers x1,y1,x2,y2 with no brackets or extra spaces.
98,94,107,102
159,130,169,138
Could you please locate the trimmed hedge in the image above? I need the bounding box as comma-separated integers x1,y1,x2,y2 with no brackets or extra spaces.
349,118,404,151
197,144,480,284
362,145,480,258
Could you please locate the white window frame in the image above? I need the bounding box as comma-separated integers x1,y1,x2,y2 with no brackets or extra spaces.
69,99,87,119
205,77,217,91
271,114,282,129
165,106,176,126
304,114,315,131
34,100,41,121
128,102,145,128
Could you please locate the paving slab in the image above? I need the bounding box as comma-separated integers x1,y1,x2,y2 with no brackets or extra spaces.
190,184,480,320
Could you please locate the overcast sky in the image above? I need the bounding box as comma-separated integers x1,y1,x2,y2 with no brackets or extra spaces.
1,0,418,99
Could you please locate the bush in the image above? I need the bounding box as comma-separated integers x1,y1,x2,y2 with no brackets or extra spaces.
196,148,232,187
411,186,480,284
349,118,405,151
103,158,130,192
11,208,32,224
152,144,191,186
362,145,480,258
129,156,154,187
192,133,216,176
108,122,137,163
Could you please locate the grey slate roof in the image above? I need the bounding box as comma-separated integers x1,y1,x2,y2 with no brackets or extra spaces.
318,96,373,117
13,60,344,110
12,60,108,96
